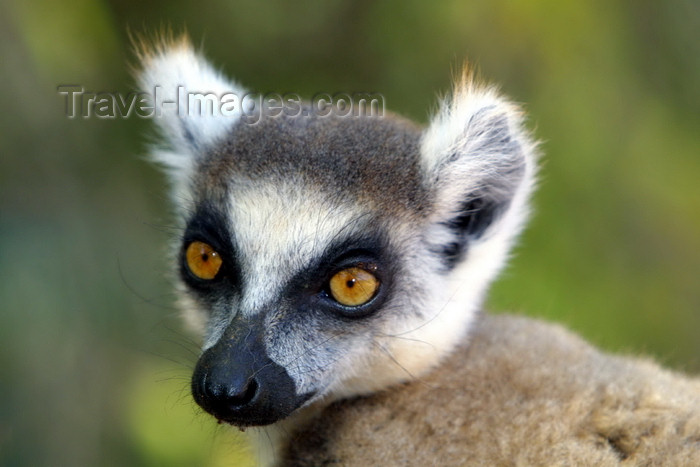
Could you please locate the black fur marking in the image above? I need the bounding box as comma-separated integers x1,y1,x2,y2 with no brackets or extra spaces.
434,111,527,272
180,120,198,150
282,227,396,321
191,313,313,427
180,203,240,297
438,197,504,270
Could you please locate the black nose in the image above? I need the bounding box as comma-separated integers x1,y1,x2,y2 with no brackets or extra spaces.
194,372,259,420
190,323,308,427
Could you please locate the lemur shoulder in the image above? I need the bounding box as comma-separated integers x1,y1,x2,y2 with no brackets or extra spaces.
135,35,700,466
284,314,700,466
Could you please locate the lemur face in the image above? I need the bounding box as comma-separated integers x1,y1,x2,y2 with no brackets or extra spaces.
182,116,431,426
138,37,536,427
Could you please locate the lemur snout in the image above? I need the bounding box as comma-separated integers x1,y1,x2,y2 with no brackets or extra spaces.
191,358,259,420
191,321,309,427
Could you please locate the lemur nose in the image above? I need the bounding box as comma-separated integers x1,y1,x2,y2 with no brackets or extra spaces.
191,340,266,422
190,321,305,426
197,374,260,420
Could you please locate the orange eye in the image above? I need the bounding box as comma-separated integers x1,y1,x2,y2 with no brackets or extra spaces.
329,267,380,307
185,241,223,280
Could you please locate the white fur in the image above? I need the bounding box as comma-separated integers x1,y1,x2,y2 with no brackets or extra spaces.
421,81,536,232
138,41,246,196
230,183,361,316
200,182,363,351
421,83,506,174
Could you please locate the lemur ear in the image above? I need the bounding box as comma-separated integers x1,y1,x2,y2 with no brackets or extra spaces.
135,34,246,176
421,73,538,270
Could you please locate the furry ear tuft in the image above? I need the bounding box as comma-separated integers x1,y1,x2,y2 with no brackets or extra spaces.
133,32,246,173
422,71,538,270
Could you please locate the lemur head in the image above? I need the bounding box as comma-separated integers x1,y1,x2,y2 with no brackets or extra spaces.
137,37,537,427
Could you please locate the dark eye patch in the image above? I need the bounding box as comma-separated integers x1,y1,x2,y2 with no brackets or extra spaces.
180,203,241,293
281,231,395,320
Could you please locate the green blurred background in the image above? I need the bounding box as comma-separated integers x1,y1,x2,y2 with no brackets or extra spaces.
1,0,698,466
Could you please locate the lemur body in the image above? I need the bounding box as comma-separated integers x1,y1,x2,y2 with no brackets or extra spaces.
136,37,700,465
284,314,700,466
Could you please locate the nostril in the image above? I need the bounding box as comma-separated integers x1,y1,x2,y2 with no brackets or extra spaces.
225,377,258,407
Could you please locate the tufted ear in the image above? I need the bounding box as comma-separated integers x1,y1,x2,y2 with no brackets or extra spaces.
421,73,538,271
135,34,246,181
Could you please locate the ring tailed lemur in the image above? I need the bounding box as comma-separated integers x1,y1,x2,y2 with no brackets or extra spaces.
136,37,700,465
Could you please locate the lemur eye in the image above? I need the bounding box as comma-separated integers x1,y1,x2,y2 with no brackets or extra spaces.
185,241,223,280
329,267,380,307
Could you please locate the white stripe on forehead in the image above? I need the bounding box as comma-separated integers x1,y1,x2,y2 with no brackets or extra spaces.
229,182,364,315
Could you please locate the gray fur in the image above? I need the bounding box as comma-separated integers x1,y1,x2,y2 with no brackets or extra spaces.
282,313,700,466
190,108,427,215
